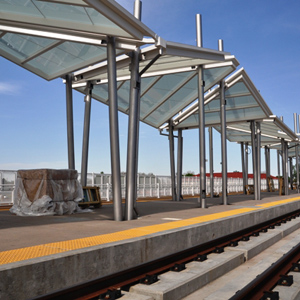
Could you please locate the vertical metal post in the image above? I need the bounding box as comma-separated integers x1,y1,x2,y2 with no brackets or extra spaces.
177,129,183,201
297,146,300,193
196,14,203,47
294,113,299,193
107,36,123,221
209,127,214,198
251,121,258,200
265,147,268,192
277,150,281,179
289,157,293,190
265,146,271,192
267,148,271,179
80,82,92,187
220,79,228,204
169,120,177,201
218,38,227,204
125,38,140,220
126,0,142,220
281,139,288,195
256,122,261,200
241,142,246,194
196,14,206,208
65,74,75,170
285,142,289,195
245,142,249,186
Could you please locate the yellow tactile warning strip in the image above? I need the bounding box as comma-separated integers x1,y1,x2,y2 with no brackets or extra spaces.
256,196,300,208
1,197,300,266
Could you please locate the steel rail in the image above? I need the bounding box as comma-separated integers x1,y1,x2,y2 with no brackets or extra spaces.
230,236,300,300
33,209,300,300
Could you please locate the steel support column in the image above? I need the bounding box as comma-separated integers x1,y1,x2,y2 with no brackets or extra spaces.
297,146,300,193
65,74,75,170
294,113,299,193
241,142,246,194
80,82,92,187
107,36,122,221
209,127,214,198
265,146,268,191
125,43,140,220
285,142,289,195
256,122,261,200
125,0,142,220
277,150,281,179
281,139,289,196
169,120,177,201
196,14,206,208
177,129,183,201
220,79,228,204
265,146,271,192
245,142,249,186
289,157,293,190
251,121,258,200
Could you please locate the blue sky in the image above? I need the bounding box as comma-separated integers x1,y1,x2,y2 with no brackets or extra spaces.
1,0,300,176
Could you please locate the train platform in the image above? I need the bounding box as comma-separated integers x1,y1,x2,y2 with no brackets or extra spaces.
1,191,300,299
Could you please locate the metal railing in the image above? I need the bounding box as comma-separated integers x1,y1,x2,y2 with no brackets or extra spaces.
0,170,279,203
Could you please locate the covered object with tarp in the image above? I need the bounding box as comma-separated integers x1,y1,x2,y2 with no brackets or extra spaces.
10,169,83,216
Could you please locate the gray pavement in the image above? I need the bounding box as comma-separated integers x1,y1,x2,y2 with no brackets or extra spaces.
1,191,299,251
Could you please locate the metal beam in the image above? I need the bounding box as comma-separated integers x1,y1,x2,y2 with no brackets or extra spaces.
21,41,64,65
177,129,183,201
80,81,93,187
65,74,75,170
107,36,123,221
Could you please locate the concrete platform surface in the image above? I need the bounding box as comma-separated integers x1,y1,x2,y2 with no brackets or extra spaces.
1,192,299,251
1,192,300,299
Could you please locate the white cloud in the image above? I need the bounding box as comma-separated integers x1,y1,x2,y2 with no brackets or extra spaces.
0,82,19,95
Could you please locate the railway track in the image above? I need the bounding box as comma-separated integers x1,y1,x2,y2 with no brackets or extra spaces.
230,234,300,300
33,209,300,300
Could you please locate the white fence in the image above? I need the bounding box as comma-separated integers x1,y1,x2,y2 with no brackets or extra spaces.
0,170,279,204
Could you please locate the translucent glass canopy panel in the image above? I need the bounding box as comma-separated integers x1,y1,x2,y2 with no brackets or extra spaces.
73,42,238,128
213,117,298,147
0,0,155,40
0,0,156,80
74,42,236,82
174,68,272,129
76,63,236,128
0,32,121,80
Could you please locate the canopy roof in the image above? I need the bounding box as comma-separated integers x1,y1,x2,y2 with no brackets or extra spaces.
0,0,156,80
73,42,238,128
173,68,272,129
213,116,298,147
170,67,298,146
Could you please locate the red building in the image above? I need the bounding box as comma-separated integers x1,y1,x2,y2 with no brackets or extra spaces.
195,172,276,179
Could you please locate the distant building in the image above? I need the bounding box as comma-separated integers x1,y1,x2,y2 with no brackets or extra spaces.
195,172,276,179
